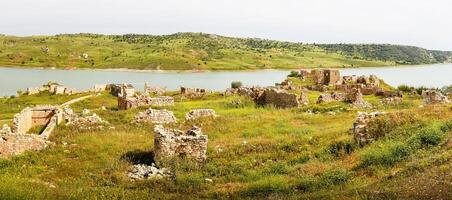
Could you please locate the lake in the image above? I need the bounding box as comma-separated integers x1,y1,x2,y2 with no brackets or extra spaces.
0,64,451,96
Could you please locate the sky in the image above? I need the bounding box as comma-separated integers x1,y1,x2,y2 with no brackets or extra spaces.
1,0,451,50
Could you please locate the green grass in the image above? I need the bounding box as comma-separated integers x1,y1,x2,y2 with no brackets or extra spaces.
0,89,451,199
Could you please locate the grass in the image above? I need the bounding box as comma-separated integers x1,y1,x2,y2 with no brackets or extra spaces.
0,86,451,199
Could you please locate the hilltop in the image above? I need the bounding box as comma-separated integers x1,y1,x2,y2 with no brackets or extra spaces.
0,33,451,70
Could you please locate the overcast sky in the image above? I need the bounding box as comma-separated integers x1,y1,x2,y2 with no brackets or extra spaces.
1,0,451,50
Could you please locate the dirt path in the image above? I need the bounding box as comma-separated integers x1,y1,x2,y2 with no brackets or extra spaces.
60,94,94,108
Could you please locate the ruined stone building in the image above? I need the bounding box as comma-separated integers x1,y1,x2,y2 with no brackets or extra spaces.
118,95,175,110
185,109,217,120
422,90,450,104
144,83,166,96
180,87,209,97
255,88,300,108
311,69,341,85
154,125,208,167
111,84,135,97
12,105,63,137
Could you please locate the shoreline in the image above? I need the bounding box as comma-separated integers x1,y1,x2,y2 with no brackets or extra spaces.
0,63,449,73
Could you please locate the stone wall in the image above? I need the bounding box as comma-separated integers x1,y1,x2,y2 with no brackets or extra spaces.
144,83,166,96
0,134,51,158
311,69,340,85
256,88,300,108
185,109,217,120
181,87,209,97
12,105,61,135
118,95,175,110
133,108,177,124
345,88,372,108
350,111,386,146
422,90,450,104
154,125,208,167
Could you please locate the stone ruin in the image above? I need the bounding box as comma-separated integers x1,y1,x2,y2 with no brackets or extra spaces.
311,69,341,85
63,107,108,130
276,79,300,90
337,75,381,95
180,87,209,97
422,90,450,104
316,92,345,104
0,133,51,158
12,105,63,137
350,111,386,146
298,69,310,80
118,95,175,110
154,125,208,167
127,163,172,181
299,91,309,106
381,97,403,105
185,109,218,121
345,88,372,108
111,83,135,97
255,88,301,108
133,108,177,124
1,105,63,158
27,82,77,95
144,83,166,96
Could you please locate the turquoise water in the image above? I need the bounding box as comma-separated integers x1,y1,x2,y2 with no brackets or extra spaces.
0,64,451,96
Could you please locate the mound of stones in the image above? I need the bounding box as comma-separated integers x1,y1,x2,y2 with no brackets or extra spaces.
154,125,208,168
63,108,108,130
0,133,51,158
381,97,403,105
185,109,218,120
316,92,345,103
127,163,172,181
345,88,372,108
350,111,386,146
133,108,177,124
422,90,450,104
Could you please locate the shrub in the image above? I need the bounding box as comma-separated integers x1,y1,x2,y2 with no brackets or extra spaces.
287,70,300,77
326,140,355,157
231,81,243,89
360,142,411,167
416,127,443,146
397,84,413,92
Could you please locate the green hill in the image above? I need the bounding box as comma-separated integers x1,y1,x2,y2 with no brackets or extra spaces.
0,33,451,70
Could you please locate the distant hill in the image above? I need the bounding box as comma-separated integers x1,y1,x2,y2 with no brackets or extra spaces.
0,33,450,70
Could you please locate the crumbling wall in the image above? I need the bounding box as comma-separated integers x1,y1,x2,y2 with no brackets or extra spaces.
144,83,166,96
154,125,208,167
12,105,61,135
350,112,386,146
256,88,300,108
118,95,175,110
133,108,177,124
311,69,340,85
185,109,217,120
345,88,372,108
181,87,209,97
422,90,450,104
0,134,51,158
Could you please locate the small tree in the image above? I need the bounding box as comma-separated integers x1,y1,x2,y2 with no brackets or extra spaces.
231,81,243,89
288,70,300,77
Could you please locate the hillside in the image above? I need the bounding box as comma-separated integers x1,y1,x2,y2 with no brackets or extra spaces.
0,33,451,70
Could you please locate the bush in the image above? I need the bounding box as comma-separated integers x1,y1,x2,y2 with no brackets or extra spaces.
287,70,300,77
416,127,443,146
231,81,243,89
397,84,413,92
360,142,411,167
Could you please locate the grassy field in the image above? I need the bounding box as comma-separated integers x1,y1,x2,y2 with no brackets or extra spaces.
0,80,451,199
0,33,421,70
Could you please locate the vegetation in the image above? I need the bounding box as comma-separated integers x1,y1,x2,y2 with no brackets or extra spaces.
0,80,450,199
1,33,450,70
